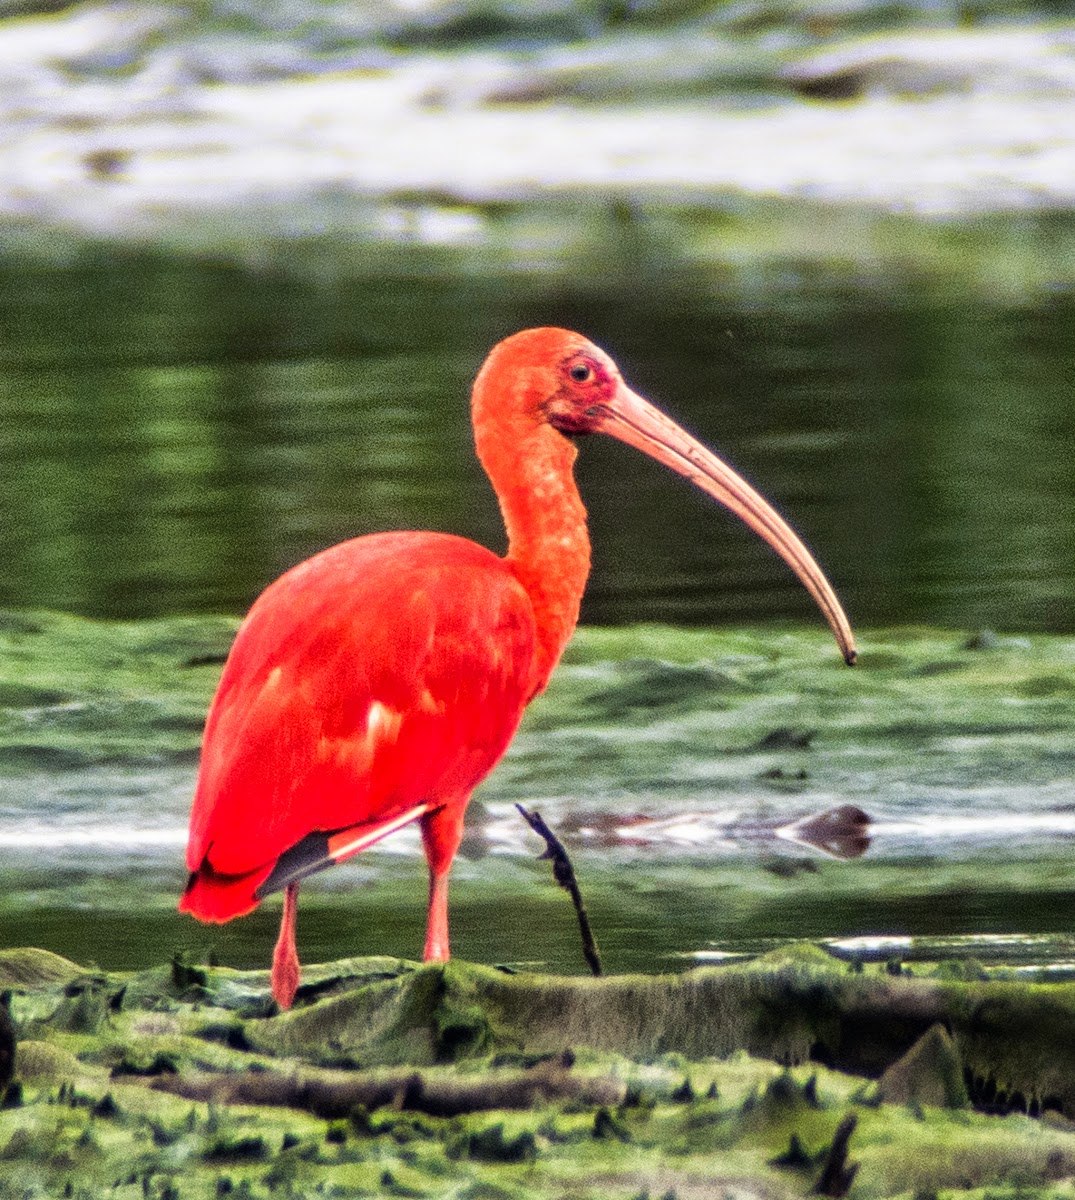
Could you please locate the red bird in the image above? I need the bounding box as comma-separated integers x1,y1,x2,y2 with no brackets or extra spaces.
180,328,856,1008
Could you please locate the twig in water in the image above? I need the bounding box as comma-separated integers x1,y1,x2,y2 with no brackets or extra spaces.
515,804,602,977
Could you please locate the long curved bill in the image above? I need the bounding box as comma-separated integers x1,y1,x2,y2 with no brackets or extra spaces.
599,384,857,666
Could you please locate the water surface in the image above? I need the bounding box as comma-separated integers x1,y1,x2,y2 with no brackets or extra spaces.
1,617,1073,976
1,230,1073,632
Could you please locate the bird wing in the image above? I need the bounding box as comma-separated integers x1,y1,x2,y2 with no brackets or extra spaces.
183,532,538,908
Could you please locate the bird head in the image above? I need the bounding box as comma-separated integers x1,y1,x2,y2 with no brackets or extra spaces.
475,327,857,665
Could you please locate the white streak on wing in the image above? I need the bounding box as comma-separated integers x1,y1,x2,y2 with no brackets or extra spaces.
366,700,403,742
328,802,430,863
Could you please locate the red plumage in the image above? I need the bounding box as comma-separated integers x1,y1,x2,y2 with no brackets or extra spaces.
180,533,537,921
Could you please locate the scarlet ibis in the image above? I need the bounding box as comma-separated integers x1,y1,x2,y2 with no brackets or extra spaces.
180,327,856,1008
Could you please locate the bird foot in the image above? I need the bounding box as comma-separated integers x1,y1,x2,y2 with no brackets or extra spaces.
271,945,301,1010
271,881,301,1010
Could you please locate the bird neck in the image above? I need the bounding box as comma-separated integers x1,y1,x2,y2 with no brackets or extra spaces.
479,425,591,693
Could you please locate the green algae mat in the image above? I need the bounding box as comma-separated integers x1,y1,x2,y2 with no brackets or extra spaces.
4,946,1075,1199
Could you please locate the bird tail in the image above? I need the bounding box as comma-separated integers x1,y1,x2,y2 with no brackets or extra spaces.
178,859,274,923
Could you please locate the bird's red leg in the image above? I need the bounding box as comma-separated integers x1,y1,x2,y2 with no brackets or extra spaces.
271,882,301,1009
420,805,465,962
425,873,451,962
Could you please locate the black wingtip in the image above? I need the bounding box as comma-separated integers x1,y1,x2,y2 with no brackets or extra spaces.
254,832,332,899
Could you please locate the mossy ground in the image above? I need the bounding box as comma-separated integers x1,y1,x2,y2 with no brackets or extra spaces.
4,947,1075,1199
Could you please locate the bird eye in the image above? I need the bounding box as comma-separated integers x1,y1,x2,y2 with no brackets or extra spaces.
569,362,593,383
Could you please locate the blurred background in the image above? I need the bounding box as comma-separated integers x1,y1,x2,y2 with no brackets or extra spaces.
0,0,1074,973
0,0,1073,631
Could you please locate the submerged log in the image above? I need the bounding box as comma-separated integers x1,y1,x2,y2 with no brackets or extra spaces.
149,1053,624,1118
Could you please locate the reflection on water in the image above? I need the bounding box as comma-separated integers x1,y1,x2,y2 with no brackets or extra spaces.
1,237,1073,631
3,790,1075,974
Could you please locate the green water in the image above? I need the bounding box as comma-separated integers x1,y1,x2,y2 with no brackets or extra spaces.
1,211,1073,630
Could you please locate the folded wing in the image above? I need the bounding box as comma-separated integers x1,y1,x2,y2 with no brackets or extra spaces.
180,532,538,921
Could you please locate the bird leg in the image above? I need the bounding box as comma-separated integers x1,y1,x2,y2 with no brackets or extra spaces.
420,805,465,962
424,871,451,962
271,882,301,1009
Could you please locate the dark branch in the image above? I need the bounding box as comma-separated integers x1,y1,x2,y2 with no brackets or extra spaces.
515,804,602,977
